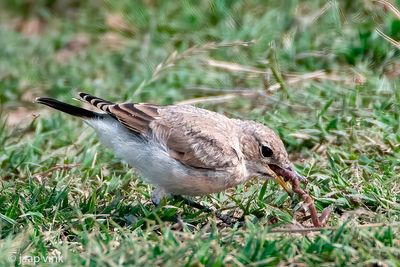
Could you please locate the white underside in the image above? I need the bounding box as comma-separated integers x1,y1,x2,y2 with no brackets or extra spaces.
85,116,231,196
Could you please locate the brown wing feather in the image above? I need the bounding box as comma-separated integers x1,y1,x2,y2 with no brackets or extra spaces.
108,103,160,133
150,105,241,170
78,92,114,112
78,92,160,134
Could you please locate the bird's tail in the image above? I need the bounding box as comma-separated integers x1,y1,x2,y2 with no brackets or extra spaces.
35,97,98,119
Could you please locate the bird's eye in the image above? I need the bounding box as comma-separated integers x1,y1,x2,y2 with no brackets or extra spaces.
261,145,273,157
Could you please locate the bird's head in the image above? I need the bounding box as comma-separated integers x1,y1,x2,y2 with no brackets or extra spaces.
239,121,305,191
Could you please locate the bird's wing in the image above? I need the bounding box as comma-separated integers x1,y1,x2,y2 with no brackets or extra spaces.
152,105,241,170
79,92,160,133
78,93,240,170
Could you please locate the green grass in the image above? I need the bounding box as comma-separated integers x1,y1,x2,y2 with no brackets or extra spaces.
0,0,399,266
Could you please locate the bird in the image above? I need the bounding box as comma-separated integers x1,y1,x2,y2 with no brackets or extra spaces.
35,92,305,206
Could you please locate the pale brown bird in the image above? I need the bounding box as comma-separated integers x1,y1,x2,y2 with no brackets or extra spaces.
35,93,304,206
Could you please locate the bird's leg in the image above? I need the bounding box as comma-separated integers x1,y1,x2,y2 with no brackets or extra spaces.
151,188,240,226
151,187,185,225
151,187,169,206
172,195,240,226
173,195,211,211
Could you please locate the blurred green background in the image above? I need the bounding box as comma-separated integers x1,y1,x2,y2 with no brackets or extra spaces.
0,0,399,266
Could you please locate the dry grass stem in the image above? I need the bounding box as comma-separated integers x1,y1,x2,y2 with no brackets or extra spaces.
133,40,256,97
204,59,268,74
269,221,400,233
372,0,400,19
376,28,400,49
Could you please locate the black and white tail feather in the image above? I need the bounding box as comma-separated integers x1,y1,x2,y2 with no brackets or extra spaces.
35,96,97,119
35,92,160,135
35,93,116,119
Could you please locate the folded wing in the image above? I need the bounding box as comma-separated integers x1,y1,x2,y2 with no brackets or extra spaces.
79,92,241,170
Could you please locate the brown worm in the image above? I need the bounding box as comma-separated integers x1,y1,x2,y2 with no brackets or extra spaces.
269,165,330,227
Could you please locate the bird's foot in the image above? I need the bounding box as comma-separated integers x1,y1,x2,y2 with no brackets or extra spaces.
173,195,242,227
214,211,243,226
151,190,241,227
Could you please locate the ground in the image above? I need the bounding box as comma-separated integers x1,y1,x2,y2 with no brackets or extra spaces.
0,0,399,266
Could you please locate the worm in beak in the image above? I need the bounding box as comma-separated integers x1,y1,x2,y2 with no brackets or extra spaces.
267,164,306,194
